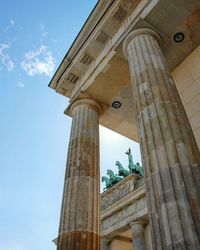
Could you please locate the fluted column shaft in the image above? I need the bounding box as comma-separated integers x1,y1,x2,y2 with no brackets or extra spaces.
130,220,146,250
57,99,102,250
123,28,200,249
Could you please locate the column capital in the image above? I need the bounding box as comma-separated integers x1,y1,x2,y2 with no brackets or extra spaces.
130,219,147,250
123,28,162,58
129,218,147,228
67,98,103,116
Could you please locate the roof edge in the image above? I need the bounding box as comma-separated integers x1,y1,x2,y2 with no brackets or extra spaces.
48,0,115,89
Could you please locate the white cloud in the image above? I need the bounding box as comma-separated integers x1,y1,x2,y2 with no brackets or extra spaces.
17,80,24,88
21,45,55,76
0,43,14,71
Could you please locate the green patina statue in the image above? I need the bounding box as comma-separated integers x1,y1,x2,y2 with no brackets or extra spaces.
126,148,135,172
102,169,123,190
126,148,144,177
101,148,144,190
115,161,130,177
135,162,144,177
107,169,123,184
101,176,112,189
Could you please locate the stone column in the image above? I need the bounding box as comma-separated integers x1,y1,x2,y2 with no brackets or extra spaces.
57,98,102,250
100,237,109,250
123,28,200,249
130,220,146,250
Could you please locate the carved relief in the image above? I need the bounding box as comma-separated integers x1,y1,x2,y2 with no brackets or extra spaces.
101,175,136,210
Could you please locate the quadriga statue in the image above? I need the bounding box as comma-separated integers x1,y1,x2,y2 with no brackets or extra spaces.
101,169,123,190
115,161,130,177
126,148,144,177
101,148,144,190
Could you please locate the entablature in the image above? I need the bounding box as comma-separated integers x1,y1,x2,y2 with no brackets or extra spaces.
100,174,147,237
49,0,150,98
49,0,200,140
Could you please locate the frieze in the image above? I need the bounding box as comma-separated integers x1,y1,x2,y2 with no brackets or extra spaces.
101,196,147,233
101,174,138,210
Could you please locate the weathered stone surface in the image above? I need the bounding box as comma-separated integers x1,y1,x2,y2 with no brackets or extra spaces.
57,98,101,250
100,174,151,247
101,181,147,237
123,28,200,249
130,220,146,250
101,196,147,236
58,231,100,250
101,174,137,210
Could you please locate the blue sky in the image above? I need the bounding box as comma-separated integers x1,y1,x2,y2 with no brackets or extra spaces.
0,1,141,250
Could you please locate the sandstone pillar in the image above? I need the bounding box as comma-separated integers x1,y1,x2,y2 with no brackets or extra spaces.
57,99,102,250
130,220,146,250
123,28,200,249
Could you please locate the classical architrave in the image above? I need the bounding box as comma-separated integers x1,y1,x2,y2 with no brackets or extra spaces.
100,175,148,238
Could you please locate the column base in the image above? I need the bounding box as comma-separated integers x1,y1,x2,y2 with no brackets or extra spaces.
58,231,100,250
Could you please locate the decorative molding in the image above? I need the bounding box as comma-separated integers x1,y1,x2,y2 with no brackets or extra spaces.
96,31,109,44
123,28,162,58
67,73,79,84
80,53,93,65
69,98,103,116
101,196,147,235
113,6,127,23
101,174,138,210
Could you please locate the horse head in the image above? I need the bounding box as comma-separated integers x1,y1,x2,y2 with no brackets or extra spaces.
116,162,123,170
107,169,114,176
115,161,120,167
125,148,131,155
101,176,106,182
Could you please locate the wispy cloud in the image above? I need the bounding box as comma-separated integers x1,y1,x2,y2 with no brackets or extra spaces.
2,20,15,32
10,20,15,26
21,45,55,76
51,39,58,43
39,22,48,42
0,43,14,71
17,80,24,88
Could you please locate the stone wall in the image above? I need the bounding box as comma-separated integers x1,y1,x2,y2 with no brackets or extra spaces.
172,45,200,150
100,174,147,236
